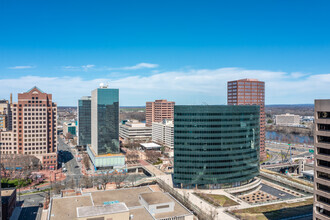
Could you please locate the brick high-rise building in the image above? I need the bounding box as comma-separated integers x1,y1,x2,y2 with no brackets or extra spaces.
227,79,266,160
0,87,58,169
314,99,330,219
146,100,175,127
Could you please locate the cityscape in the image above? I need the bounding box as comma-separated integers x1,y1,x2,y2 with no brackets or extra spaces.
1,1,330,220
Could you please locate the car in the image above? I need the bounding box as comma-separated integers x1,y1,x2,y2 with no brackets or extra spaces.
75,166,79,168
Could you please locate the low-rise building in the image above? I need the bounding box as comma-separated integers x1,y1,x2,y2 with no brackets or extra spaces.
2,188,16,220
46,186,193,220
152,120,174,149
63,122,77,137
120,120,152,143
275,113,300,126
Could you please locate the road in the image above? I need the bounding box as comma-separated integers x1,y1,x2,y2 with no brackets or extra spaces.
18,193,45,220
17,137,82,220
57,136,83,187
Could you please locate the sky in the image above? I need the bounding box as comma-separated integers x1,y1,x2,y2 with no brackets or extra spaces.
1,0,330,106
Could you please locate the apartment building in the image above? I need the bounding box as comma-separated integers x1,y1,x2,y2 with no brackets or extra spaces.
227,78,266,160
152,119,174,149
0,87,58,169
146,99,175,127
314,99,330,219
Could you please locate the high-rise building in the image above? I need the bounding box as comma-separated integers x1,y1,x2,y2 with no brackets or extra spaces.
146,99,175,127
314,99,330,219
77,96,91,146
152,119,174,149
0,100,11,131
0,87,57,169
173,105,260,189
227,79,266,160
86,84,124,169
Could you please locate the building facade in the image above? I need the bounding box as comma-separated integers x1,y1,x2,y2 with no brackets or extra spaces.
1,188,16,220
173,105,260,189
314,99,330,219
146,99,175,127
275,113,300,126
119,120,152,143
63,122,77,137
0,87,57,169
77,96,91,146
152,119,174,149
0,99,11,131
227,79,266,160
87,85,125,169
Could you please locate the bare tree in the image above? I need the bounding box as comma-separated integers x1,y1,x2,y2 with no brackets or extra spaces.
114,174,127,189
80,176,93,188
52,182,65,194
65,132,73,140
82,154,90,170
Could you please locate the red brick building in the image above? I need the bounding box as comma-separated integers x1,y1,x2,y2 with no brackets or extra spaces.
146,99,175,127
227,79,266,160
0,87,58,169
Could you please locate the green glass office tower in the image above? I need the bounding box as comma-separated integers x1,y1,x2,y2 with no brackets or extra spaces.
173,105,260,189
78,96,91,146
91,88,120,155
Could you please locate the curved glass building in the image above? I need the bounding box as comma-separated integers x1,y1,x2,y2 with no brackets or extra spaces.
173,105,260,189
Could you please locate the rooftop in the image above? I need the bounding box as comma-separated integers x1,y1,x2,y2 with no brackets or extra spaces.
140,143,161,149
50,195,93,220
91,187,152,207
77,202,129,218
49,186,193,220
140,192,172,205
1,188,15,204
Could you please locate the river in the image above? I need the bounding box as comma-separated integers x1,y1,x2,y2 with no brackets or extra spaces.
266,131,314,145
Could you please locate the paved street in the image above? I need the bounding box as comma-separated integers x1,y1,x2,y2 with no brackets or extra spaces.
18,193,45,220
58,136,83,187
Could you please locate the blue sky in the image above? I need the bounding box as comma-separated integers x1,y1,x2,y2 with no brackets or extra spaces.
1,0,330,105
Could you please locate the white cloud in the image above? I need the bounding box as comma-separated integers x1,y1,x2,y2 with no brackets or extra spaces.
63,64,95,71
8,66,35,69
120,63,159,70
0,67,326,106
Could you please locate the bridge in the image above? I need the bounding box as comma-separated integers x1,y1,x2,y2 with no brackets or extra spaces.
261,162,303,174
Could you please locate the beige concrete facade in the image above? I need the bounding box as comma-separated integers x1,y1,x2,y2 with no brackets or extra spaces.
152,120,174,149
0,99,10,131
227,79,266,160
276,113,300,126
314,99,330,219
119,120,152,143
146,100,175,127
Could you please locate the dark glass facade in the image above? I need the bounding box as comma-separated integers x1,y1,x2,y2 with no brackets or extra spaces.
78,96,91,146
92,88,119,155
173,105,260,189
